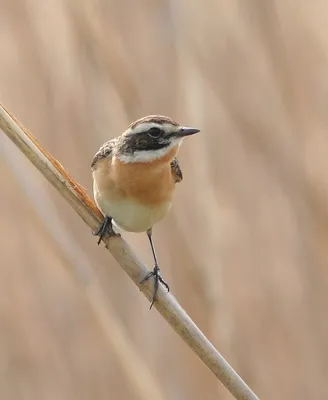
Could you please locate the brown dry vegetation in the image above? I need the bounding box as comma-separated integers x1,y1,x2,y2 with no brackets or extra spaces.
1,1,328,399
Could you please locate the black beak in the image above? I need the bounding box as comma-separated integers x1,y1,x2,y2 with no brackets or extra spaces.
175,126,200,138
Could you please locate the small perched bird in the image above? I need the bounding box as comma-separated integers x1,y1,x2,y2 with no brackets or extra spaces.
91,115,200,308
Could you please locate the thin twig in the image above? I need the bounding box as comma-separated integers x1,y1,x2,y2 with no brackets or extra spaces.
0,103,260,400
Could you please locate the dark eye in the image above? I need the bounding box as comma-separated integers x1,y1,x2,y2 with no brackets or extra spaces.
147,127,162,138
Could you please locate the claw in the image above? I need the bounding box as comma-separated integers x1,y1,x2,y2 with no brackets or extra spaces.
93,216,116,244
140,265,170,309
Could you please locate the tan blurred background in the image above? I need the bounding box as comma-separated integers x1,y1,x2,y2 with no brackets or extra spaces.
1,0,328,399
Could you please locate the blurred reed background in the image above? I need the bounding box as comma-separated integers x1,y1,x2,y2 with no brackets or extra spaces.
1,0,328,399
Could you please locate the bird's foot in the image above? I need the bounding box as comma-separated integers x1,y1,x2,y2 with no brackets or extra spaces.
140,265,170,309
92,216,117,245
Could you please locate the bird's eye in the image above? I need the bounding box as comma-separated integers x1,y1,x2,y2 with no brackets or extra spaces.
147,127,162,138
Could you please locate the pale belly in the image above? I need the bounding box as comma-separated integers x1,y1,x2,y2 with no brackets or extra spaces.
95,195,172,233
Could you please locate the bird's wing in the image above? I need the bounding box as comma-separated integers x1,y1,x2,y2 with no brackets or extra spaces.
170,157,183,183
91,139,116,169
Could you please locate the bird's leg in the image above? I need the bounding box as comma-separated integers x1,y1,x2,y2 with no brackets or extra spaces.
140,228,170,309
93,216,116,245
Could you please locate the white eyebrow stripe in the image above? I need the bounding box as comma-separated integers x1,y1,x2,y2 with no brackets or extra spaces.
126,122,176,135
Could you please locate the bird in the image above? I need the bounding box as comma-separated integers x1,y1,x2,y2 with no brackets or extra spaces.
91,115,200,308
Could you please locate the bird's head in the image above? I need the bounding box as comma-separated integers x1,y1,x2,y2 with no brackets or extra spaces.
116,115,200,163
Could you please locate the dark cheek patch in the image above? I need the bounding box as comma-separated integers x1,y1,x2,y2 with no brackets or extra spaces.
121,133,170,154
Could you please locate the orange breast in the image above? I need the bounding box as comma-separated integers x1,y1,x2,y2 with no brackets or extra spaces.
94,146,179,206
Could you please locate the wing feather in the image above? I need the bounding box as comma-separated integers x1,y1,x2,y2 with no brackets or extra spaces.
91,139,116,169
170,157,183,183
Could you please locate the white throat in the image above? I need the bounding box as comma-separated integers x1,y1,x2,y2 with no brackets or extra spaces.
117,139,181,163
